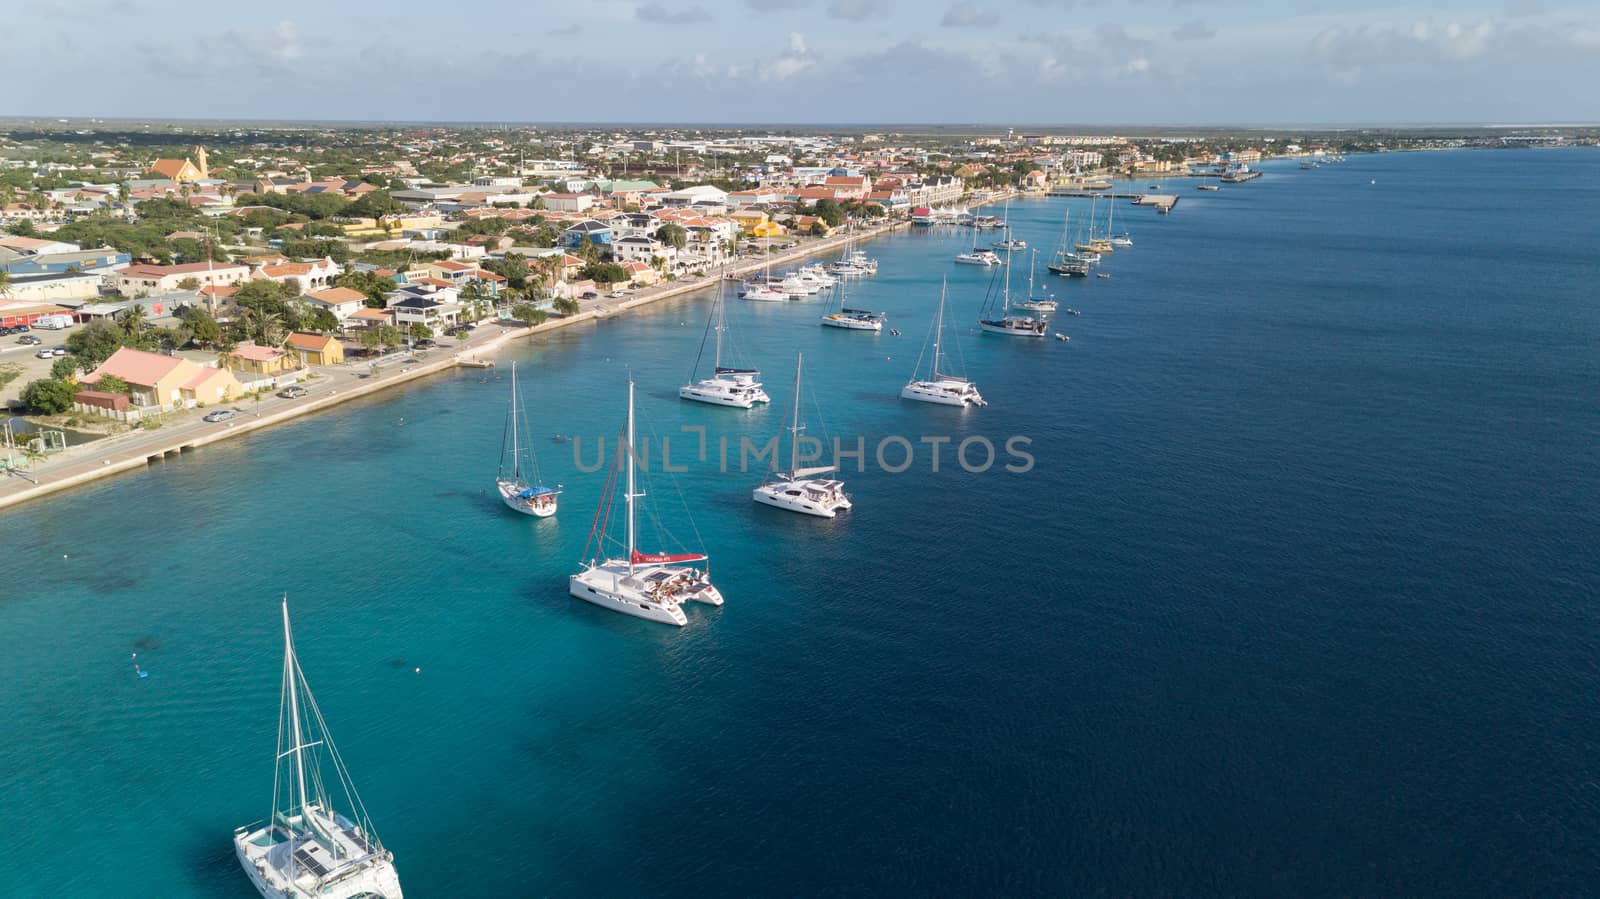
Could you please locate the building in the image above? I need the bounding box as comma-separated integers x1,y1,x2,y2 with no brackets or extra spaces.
660,185,728,208
563,220,613,250
77,346,241,416
114,261,249,295
146,146,210,183
540,193,596,213
611,235,671,268
303,286,368,323
252,258,341,290
285,332,345,366
223,343,296,375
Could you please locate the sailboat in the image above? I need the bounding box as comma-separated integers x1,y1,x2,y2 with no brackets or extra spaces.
991,198,1026,250
955,211,1004,266
571,379,724,626
234,599,403,899
497,362,559,517
1013,250,1058,314
681,283,770,408
819,263,885,332
1046,210,1092,278
903,282,986,407
1107,192,1132,247
977,247,1048,338
753,353,852,518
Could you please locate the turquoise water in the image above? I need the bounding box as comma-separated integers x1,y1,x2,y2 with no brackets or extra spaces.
2,148,1598,894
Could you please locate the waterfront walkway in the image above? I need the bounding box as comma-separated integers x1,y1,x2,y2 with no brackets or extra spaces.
0,219,910,512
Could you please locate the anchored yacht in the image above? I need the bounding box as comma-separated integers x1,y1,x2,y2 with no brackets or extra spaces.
902,282,986,407
682,284,770,408
496,362,559,517
234,600,403,899
753,353,852,518
572,380,723,626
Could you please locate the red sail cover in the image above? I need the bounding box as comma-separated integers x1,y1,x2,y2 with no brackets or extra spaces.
631,550,707,565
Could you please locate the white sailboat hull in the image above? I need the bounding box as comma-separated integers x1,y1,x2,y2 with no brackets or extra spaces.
569,561,724,626
820,314,883,331
498,479,557,517
978,319,1048,338
902,379,986,407
234,824,403,899
752,480,852,518
680,380,770,407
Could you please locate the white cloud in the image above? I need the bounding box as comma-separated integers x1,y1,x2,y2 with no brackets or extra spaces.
941,2,998,28
828,0,891,21
765,31,818,80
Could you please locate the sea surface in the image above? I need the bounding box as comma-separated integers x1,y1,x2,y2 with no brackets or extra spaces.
2,148,1598,895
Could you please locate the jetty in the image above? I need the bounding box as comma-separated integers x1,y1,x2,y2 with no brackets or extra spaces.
1046,189,1180,214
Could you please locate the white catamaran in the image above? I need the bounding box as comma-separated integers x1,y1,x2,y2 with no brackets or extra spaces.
902,282,986,407
681,283,770,408
234,599,403,899
497,361,559,517
819,261,885,331
754,353,852,518
572,379,724,626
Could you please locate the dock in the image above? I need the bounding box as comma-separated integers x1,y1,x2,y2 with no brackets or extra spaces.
1046,189,1181,214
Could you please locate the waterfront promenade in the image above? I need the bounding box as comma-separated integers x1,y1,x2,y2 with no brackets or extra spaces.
0,219,910,512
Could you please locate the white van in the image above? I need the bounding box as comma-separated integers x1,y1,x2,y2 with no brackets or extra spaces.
30,314,74,330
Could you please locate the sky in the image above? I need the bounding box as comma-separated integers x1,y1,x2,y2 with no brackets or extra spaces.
5,0,1598,125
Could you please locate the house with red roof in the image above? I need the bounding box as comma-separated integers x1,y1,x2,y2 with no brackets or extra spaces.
76,346,241,418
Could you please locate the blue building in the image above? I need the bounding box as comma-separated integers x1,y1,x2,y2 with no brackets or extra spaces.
563,220,612,250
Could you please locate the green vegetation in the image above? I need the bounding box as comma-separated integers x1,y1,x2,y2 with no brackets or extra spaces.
21,378,76,414
0,362,22,391
578,261,628,285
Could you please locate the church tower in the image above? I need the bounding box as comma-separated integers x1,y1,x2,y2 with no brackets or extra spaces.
194,146,209,180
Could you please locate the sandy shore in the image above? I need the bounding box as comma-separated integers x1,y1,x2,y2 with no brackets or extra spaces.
0,218,912,513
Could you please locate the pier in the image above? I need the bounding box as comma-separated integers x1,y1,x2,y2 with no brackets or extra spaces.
1046,189,1181,214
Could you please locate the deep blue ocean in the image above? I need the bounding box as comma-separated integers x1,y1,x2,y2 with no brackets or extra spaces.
2,148,1598,895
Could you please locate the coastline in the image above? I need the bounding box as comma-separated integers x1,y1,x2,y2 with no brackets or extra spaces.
0,217,915,513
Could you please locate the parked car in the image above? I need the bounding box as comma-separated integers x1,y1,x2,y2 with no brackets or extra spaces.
609,289,627,298
18,336,42,345
413,339,438,350
36,348,53,359
51,346,67,357
202,410,236,423
276,386,308,399
580,291,599,300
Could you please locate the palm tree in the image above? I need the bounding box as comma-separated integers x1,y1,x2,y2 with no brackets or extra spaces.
119,304,148,342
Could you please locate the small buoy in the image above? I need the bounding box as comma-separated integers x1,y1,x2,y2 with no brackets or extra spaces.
63,554,69,559
414,667,421,674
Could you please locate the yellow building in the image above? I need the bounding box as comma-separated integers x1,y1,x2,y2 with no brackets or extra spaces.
147,146,210,183
731,210,784,238
222,343,298,375
78,347,241,414
286,332,345,367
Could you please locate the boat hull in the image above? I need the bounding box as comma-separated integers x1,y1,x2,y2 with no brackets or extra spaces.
498,480,557,517
679,383,769,407
752,483,852,518
569,562,724,626
820,315,883,331
902,380,985,407
978,319,1047,338
234,826,403,899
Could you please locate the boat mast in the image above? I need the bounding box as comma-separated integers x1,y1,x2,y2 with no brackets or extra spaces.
787,353,803,477
509,362,521,481
932,284,945,378
625,379,637,574
713,287,723,369
282,598,310,824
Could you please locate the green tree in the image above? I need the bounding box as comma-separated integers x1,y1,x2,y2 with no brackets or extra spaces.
95,374,132,394
655,223,688,251
408,323,433,340
179,305,222,348
578,261,628,284
814,198,846,228
335,269,394,307
22,378,76,414
176,276,202,291
49,356,82,380
509,302,547,325
0,270,10,297
303,306,340,333
344,189,406,219
374,324,403,353
553,297,580,316
66,320,127,366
